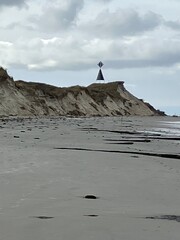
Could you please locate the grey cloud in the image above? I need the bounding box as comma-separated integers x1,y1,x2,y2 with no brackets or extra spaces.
106,53,180,69
31,0,84,33
10,37,180,71
80,9,162,38
105,37,180,69
165,20,180,30
55,38,180,70
96,0,113,2
0,0,26,7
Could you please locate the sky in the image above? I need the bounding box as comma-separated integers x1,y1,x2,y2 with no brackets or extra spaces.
0,0,180,115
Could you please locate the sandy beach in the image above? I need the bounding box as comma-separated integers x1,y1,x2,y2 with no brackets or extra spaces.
0,116,180,240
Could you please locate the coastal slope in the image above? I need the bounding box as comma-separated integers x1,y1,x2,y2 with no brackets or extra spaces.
0,67,164,117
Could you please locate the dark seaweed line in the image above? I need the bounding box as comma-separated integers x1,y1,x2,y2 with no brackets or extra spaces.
54,147,180,160
106,142,134,145
146,215,180,223
81,128,148,135
106,138,180,142
104,139,151,143
82,128,180,141
122,136,180,141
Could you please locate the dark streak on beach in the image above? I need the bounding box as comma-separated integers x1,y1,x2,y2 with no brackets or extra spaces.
54,147,180,160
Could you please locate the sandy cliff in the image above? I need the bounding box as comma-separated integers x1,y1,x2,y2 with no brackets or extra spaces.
0,67,165,117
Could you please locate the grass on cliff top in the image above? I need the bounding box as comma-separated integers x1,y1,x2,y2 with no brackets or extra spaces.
15,80,125,103
15,81,63,97
87,82,125,103
15,81,87,98
0,67,10,79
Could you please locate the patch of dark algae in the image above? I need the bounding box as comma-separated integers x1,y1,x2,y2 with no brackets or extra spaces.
146,215,180,223
31,216,54,220
84,195,99,199
84,215,99,217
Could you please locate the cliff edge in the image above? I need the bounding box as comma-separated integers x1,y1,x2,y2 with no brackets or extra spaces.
0,67,165,117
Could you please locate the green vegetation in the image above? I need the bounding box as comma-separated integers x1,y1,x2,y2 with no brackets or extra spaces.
0,67,9,79
87,82,125,104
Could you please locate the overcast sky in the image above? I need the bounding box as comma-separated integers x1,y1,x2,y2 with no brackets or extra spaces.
0,0,180,115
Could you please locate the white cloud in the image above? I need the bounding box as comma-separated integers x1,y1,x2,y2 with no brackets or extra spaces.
1,32,180,72
28,59,57,70
0,41,13,46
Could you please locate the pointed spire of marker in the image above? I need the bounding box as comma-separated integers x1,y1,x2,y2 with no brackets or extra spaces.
96,69,104,80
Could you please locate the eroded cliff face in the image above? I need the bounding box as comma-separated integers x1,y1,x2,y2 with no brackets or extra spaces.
0,68,165,117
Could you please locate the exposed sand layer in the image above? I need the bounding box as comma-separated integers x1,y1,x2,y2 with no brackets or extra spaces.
0,116,180,240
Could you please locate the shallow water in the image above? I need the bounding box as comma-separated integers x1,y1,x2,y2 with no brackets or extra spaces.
156,120,180,136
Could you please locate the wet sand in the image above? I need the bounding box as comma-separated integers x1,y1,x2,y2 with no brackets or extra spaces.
0,116,180,240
